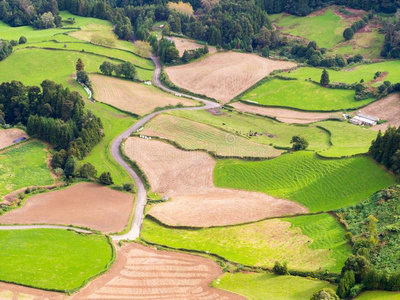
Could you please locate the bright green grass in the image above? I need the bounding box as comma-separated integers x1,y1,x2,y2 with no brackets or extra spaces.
0,21,74,44
357,291,400,299
143,114,282,158
82,102,136,185
168,109,330,151
142,213,350,272
242,78,373,111
0,141,53,200
213,273,335,300
214,151,395,212
282,214,351,272
18,41,155,71
272,9,348,49
284,60,400,84
0,229,113,291
0,48,113,88
316,121,378,157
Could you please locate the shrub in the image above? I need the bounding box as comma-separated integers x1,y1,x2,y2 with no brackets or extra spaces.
291,136,309,151
273,261,289,275
123,183,134,191
343,28,354,40
99,172,113,185
19,36,27,44
310,288,339,300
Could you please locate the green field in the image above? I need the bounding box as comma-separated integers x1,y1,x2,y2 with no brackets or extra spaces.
284,60,400,84
317,121,378,157
82,102,136,185
0,141,54,200
0,48,113,89
165,110,330,151
214,151,395,212
272,9,347,49
213,272,335,300
357,291,400,299
0,229,113,291
282,214,351,272
242,78,373,111
142,213,350,272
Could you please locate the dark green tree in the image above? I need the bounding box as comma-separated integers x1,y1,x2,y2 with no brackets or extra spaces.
320,69,330,86
291,136,309,151
64,155,77,178
100,61,114,76
99,172,113,185
120,62,137,79
272,261,289,275
79,162,97,179
18,36,27,44
337,270,356,298
343,28,355,40
262,46,270,58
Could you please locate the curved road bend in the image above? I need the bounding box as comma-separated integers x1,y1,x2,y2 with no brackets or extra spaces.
0,56,219,239
111,56,220,241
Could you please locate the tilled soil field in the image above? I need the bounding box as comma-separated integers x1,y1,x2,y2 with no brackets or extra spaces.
0,128,28,150
124,137,307,227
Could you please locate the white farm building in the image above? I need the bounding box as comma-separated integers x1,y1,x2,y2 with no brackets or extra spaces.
350,112,379,126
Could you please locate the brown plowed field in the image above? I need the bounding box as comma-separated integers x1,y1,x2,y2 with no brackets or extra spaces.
168,37,217,56
124,137,307,227
0,182,133,233
359,94,400,131
231,102,341,124
165,52,297,103
0,128,28,150
74,243,244,300
0,282,65,300
91,74,197,115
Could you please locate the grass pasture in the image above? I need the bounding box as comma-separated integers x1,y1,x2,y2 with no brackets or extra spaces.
0,229,113,291
316,121,378,157
283,60,400,85
214,151,395,212
142,213,351,272
357,291,400,299
0,141,53,200
166,110,330,151
242,78,373,111
213,272,335,300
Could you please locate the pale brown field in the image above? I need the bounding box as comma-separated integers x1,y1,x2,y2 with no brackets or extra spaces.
0,182,133,233
124,137,307,227
0,128,28,150
0,282,64,300
165,52,297,103
360,94,400,131
168,37,217,56
75,243,243,300
231,102,341,124
91,74,197,115
167,1,194,15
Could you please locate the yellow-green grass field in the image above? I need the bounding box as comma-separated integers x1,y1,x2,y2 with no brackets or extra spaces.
271,9,349,49
0,141,54,201
82,102,136,185
0,229,113,291
283,60,400,84
214,151,395,212
357,291,400,299
241,78,373,111
162,110,330,151
213,272,336,300
317,121,378,157
0,48,113,89
142,213,351,273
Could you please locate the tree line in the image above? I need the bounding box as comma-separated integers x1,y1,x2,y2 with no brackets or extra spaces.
0,79,104,166
369,126,400,175
381,10,400,58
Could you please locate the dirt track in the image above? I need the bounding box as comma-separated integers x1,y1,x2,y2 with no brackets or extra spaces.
166,52,296,103
74,243,244,300
0,128,27,150
0,183,133,234
124,137,307,227
231,102,341,124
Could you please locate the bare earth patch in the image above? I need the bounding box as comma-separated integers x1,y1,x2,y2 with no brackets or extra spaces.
360,94,400,131
231,102,341,124
91,74,197,115
168,37,216,56
0,182,133,234
165,52,297,103
0,128,27,150
0,282,64,300
124,137,307,227
74,243,244,300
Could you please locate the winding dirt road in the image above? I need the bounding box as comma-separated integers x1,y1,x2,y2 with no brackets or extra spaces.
111,56,220,240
